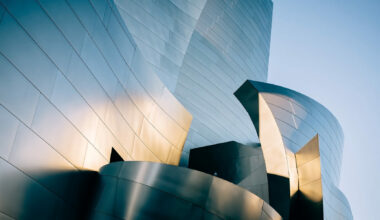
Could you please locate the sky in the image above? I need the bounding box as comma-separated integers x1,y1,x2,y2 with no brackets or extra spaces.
268,0,380,219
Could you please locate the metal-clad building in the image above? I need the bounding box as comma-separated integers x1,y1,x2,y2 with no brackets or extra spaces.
235,81,353,220
0,0,352,219
111,0,273,165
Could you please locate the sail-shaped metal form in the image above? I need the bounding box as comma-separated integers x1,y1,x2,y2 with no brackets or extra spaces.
235,80,353,220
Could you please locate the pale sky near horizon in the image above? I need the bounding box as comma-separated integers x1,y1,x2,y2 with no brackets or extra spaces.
268,0,380,219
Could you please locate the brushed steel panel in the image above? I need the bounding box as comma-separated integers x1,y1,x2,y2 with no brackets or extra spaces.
65,52,109,120
158,87,193,131
31,96,88,168
139,119,172,162
104,102,134,155
92,161,280,220
114,179,196,220
0,55,40,126
106,12,135,65
0,11,58,97
4,0,73,73
166,146,181,165
8,123,75,197
93,121,120,159
129,49,165,102
123,70,154,117
148,103,184,147
39,0,87,52
131,136,160,163
207,177,263,219
113,82,143,134
92,176,118,215
50,72,99,143
66,0,97,35
79,34,118,99
83,144,108,171
0,158,61,219
0,105,19,159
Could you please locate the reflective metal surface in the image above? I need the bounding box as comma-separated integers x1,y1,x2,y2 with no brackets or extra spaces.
0,0,192,170
111,0,273,166
0,0,354,219
291,135,323,220
110,0,274,167
173,0,273,166
90,161,282,220
235,80,353,220
188,141,269,203
0,0,192,218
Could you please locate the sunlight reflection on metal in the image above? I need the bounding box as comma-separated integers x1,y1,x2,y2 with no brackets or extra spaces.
296,135,323,203
235,80,352,219
91,161,282,220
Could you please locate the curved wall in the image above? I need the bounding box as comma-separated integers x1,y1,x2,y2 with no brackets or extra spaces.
0,0,191,218
91,161,281,220
188,141,269,204
111,0,273,165
175,0,273,165
113,0,207,92
235,81,352,220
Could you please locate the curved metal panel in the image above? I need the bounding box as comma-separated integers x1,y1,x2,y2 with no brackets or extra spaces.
291,135,323,220
90,161,282,220
188,141,269,203
113,0,207,92
110,0,274,166
235,80,352,220
176,0,273,166
0,0,192,218
0,0,192,169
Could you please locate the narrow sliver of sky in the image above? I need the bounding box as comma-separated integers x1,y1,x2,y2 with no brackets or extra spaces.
268,0,380,219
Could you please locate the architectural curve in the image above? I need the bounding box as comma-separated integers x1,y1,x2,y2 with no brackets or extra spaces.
175,0,273,165
90,161,282,220
110,0,274,165
188,141,269,203
235,80,353,220
0,0,192,218
0,0,354,219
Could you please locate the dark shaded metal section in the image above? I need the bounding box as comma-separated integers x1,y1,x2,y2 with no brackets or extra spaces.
188,141,269,203
0,161,99,219
90,161,282,220
234,82,260,135
267,174,290,220
110,148,124,163
290,135,323,220
235,81,292,219
235,81,329,219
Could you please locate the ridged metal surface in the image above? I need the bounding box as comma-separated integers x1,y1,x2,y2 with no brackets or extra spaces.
175,0,273,165
90,161,282,220
235,80,353,220
110,0,273,165
0,0,192,218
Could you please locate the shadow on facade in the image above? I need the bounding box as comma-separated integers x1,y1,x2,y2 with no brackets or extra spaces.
9,170,100,219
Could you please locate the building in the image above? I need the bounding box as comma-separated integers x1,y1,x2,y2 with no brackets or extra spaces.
234,81,353,219
0,0,352,219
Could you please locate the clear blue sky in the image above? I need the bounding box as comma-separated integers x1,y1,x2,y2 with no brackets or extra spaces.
268,0,380,219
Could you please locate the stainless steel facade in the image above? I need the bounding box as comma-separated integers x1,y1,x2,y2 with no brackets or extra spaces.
0,0,192,218
110,0,273,165
235,81,353,220
0,0,353,219
188,141,270,204
175,0,273,165
90,161,281,220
